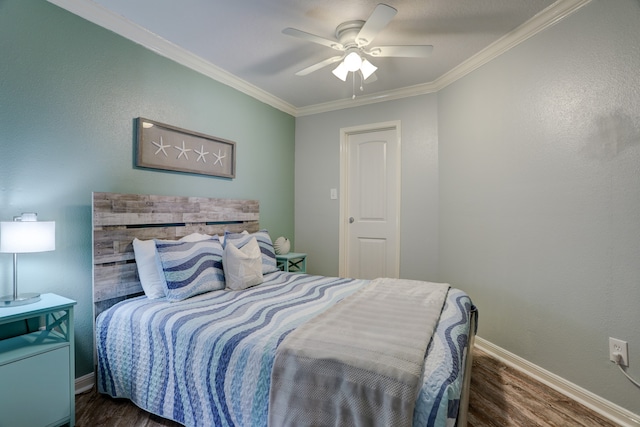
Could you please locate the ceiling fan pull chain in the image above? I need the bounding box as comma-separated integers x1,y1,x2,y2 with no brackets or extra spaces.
352,72,356,99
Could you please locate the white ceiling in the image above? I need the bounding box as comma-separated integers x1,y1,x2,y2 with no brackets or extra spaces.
49,0,589,115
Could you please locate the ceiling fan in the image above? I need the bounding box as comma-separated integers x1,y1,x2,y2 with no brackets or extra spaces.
283,3,433,83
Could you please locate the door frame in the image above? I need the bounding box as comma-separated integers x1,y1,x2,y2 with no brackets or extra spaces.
338,120,402,278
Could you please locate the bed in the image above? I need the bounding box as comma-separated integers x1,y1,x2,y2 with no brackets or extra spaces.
92,192,477,427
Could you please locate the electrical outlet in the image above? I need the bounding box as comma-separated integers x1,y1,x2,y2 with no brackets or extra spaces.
609,337,629,367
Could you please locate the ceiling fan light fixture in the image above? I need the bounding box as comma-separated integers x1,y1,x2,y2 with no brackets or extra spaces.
284,3,434,91
332,62,349,81
343,51,362,72
360,59,377,80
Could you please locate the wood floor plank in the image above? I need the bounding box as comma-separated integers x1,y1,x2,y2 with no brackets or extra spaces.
468,348,619,427
76,346,620,426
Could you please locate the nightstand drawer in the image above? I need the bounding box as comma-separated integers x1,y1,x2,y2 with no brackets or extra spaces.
0,345,70,427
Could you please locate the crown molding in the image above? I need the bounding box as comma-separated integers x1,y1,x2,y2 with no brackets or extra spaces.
46,0,297,116
432,0,592,90
47,0,591,118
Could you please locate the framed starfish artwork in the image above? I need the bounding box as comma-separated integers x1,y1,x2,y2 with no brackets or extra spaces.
135,117,236,179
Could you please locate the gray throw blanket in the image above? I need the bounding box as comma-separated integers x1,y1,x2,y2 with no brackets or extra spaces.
268,278,450,427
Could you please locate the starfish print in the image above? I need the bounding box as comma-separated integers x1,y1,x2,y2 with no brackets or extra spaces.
194,145,209,163
151,136,170,156
212,149,226,167
174,140,191,160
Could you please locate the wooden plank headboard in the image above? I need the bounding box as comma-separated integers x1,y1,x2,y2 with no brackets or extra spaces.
92,192,260,317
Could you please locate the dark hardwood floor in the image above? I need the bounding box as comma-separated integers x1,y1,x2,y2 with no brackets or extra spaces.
467,348,618,427
75,347,619,426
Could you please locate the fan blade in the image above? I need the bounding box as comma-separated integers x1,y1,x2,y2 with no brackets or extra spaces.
356,4,397,47
367,45,433,58
295,56,344,76
282,28,344,51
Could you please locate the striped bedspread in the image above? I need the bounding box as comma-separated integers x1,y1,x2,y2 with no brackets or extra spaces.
96,272,473,427
269,278,449,427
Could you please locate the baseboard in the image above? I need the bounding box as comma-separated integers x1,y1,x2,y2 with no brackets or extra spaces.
475,337,640,427
75,372,94,394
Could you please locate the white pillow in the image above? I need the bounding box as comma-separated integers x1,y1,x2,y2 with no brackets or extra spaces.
132,232,212,299
222,237,263,291
132,238,166,299
223,229,279,274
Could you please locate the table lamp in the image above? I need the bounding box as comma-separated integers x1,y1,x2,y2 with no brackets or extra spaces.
0,213,55,307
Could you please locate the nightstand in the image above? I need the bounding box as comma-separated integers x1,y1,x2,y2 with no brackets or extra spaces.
0,293,76,427
276,252,307,273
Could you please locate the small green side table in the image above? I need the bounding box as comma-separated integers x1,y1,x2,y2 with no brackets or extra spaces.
0,293,76,427
276,252,307,273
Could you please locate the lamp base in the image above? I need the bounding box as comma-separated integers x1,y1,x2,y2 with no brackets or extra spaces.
0,292,41,307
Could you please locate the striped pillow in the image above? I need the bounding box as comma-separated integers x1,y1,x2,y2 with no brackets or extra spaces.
155,237,225,302
223,229,279,274
133,233,215,299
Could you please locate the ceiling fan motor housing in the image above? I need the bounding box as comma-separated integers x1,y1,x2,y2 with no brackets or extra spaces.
335,20,366,49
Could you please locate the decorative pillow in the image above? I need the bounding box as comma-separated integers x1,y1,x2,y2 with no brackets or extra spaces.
132,238,166,299
133,233,213,299
223,237,264,291
223,229,279,274
155,237,225,302
219,229,248,246
181,233,214,242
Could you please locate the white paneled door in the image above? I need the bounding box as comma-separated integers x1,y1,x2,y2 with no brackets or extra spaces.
339,122,400,279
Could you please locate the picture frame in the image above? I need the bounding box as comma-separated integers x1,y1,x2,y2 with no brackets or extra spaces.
135,117,236,179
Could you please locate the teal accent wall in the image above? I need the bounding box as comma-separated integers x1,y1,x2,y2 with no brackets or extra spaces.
0,0,295,378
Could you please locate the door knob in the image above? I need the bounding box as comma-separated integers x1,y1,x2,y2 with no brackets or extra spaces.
349,217,355,223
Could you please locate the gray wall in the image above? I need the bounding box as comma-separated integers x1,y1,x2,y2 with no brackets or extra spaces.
440,0,639,414
295,94,440,281
296,0,640,415
0,0,295,377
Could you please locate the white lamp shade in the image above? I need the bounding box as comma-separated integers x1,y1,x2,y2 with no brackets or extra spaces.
332,62,349,81
0,221,55,253
360,59,377,80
